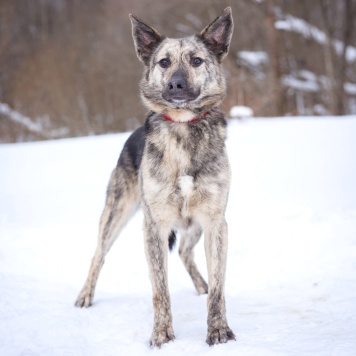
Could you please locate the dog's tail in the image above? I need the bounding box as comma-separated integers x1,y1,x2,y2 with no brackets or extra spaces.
168,231,177,251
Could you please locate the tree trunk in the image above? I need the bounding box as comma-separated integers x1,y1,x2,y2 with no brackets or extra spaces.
265,0,284,116
319,0,339,115
336,0,355,115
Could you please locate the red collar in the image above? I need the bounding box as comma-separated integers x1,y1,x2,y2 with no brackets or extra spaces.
162,111,208,123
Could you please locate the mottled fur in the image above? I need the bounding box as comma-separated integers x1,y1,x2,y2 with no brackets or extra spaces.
75,7,235,347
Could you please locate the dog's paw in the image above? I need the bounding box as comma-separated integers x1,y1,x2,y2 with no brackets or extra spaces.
149,326,175,348
74,289,93,308
206,326,235,346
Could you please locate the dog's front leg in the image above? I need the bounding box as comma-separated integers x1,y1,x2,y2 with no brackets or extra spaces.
144,217,175,347
204,218,235,346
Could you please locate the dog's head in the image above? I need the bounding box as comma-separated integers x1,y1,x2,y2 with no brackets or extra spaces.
130,8,233,117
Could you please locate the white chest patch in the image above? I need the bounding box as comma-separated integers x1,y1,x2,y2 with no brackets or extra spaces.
178,175,194,197
166,109,196,123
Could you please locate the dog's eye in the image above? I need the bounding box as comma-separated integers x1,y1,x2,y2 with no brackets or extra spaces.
159,58,170,68
191,57,203,67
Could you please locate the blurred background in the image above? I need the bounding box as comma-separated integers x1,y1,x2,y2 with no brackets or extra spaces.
0,0,355,143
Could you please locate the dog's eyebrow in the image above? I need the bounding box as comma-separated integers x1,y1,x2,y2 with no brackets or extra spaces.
152,50,170,65
188,50,200,58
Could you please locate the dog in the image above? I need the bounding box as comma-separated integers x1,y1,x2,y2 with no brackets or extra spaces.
75,7,235,347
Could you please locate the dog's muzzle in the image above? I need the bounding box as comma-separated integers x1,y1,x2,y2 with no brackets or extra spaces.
162,69,200,104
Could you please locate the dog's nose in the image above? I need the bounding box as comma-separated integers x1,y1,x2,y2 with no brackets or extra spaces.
168,78,186,93
167,70,187,94
168,78,186,92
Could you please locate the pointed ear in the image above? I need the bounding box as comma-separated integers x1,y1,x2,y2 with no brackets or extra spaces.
129,14,164,66
199,7,234,62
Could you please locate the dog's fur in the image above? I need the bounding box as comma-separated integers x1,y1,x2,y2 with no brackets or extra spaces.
75,7,235,347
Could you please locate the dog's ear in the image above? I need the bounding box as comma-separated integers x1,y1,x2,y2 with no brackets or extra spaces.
199,7,234,62
129,14,164,66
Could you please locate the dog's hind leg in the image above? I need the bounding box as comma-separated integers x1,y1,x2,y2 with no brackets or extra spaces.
75,166,139,308
179,224,208,295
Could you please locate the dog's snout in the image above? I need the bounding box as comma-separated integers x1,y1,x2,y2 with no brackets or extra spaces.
162,68,200,103
167,69,188,94
168,77,186,92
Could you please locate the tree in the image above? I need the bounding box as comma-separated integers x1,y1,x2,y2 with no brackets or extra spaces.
264,0,284,116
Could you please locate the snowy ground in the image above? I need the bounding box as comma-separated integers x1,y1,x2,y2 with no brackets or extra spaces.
1,116,356,356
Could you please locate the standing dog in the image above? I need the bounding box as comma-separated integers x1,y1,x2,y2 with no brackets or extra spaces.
75,7,235,347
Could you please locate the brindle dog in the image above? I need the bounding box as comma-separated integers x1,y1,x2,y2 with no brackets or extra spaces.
75,7,235,347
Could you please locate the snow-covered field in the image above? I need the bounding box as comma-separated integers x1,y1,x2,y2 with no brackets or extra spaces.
1,116,356,356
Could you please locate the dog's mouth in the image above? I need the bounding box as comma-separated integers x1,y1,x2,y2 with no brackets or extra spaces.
162,90,201,106
172,98,188,104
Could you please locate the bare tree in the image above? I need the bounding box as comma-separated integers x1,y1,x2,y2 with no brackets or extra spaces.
264,0,284,116
318,0,355,115
336,0,355,114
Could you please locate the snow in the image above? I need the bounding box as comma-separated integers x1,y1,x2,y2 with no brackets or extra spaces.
344,82,356,95
275,15,327,45
229,106,254,118
1,117,356,355
282,74,320,93
0,101,69,140
238,51,268,67
275,14,356,63
282,70,356,98
0,102,43,135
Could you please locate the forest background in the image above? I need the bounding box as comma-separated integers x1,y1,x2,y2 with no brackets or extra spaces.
1,0,355,142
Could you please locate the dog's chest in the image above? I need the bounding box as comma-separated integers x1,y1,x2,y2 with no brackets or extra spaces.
154,124,199,173
178,175,194,198
143,125,202,203
141,116,230,225
163,132,197,198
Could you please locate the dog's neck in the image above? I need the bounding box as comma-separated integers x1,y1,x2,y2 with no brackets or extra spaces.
162,109,207,123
